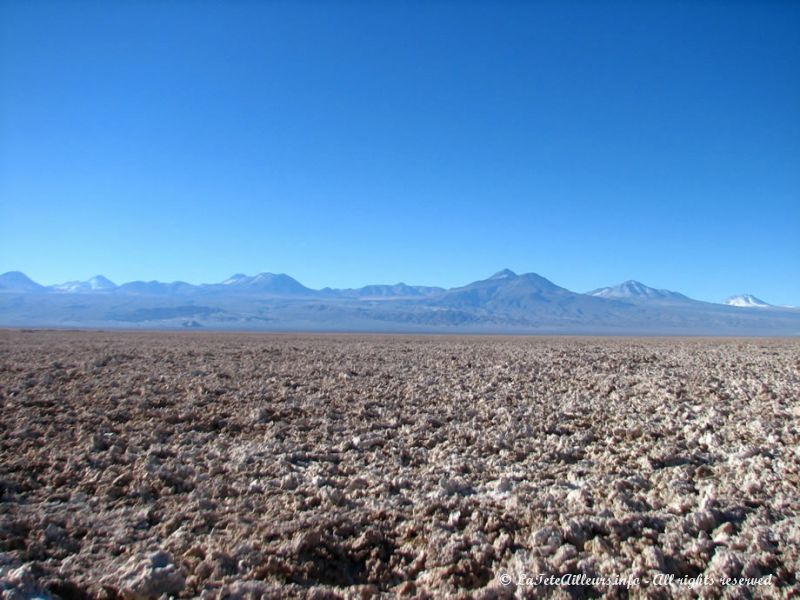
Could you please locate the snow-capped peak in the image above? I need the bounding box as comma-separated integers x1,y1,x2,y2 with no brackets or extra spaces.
724,294,771,308
51,275,116,292
222,274,250,285
222,273,291,285
252,273,276,282
589,280,688,301
490,269,517,280
87,275,116,290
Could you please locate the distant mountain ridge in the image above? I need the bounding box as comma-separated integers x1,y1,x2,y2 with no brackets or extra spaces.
588,280,691,303
724,294,771,308
0,269,786,307
52,275,117,293
0,271,45,293
213,272,314,295
0,269,797,334
337,283,445,298
0,271,445,299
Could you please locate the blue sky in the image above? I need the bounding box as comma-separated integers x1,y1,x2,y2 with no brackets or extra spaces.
1,1,798,304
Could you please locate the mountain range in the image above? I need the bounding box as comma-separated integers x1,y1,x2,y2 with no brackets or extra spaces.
723,294,771,308
0,269,797,335
588,280,691,303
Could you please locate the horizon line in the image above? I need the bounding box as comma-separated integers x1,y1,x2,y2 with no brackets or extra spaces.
1,268,791,307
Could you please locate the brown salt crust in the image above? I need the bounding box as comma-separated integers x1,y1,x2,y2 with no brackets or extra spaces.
0,330,798,598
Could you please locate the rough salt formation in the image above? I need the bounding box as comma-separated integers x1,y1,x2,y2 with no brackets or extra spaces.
0,331,798,599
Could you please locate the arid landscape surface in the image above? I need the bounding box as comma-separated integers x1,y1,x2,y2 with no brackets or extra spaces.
1,331,798,599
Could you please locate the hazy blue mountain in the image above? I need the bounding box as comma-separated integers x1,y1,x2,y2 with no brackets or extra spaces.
116,280,199,295
51,275,117,292
436,270,622,316
213,273,314,296
588,280,692,303
440,269,560,306
345,283,445,298
1,269,798,334
437,269,561,307
0,271,45,293
724,294,771,308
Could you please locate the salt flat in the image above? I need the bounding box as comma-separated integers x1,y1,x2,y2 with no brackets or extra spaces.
1,331,798,598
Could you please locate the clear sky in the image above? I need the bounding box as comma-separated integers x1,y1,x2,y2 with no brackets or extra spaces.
1,1,798,304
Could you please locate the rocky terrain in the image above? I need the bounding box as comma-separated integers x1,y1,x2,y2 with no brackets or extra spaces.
1,330,798,599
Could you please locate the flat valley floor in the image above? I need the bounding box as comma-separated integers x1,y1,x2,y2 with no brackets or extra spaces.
1,331,798,599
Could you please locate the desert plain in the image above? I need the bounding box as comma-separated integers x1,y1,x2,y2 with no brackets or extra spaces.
0,330,798,599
